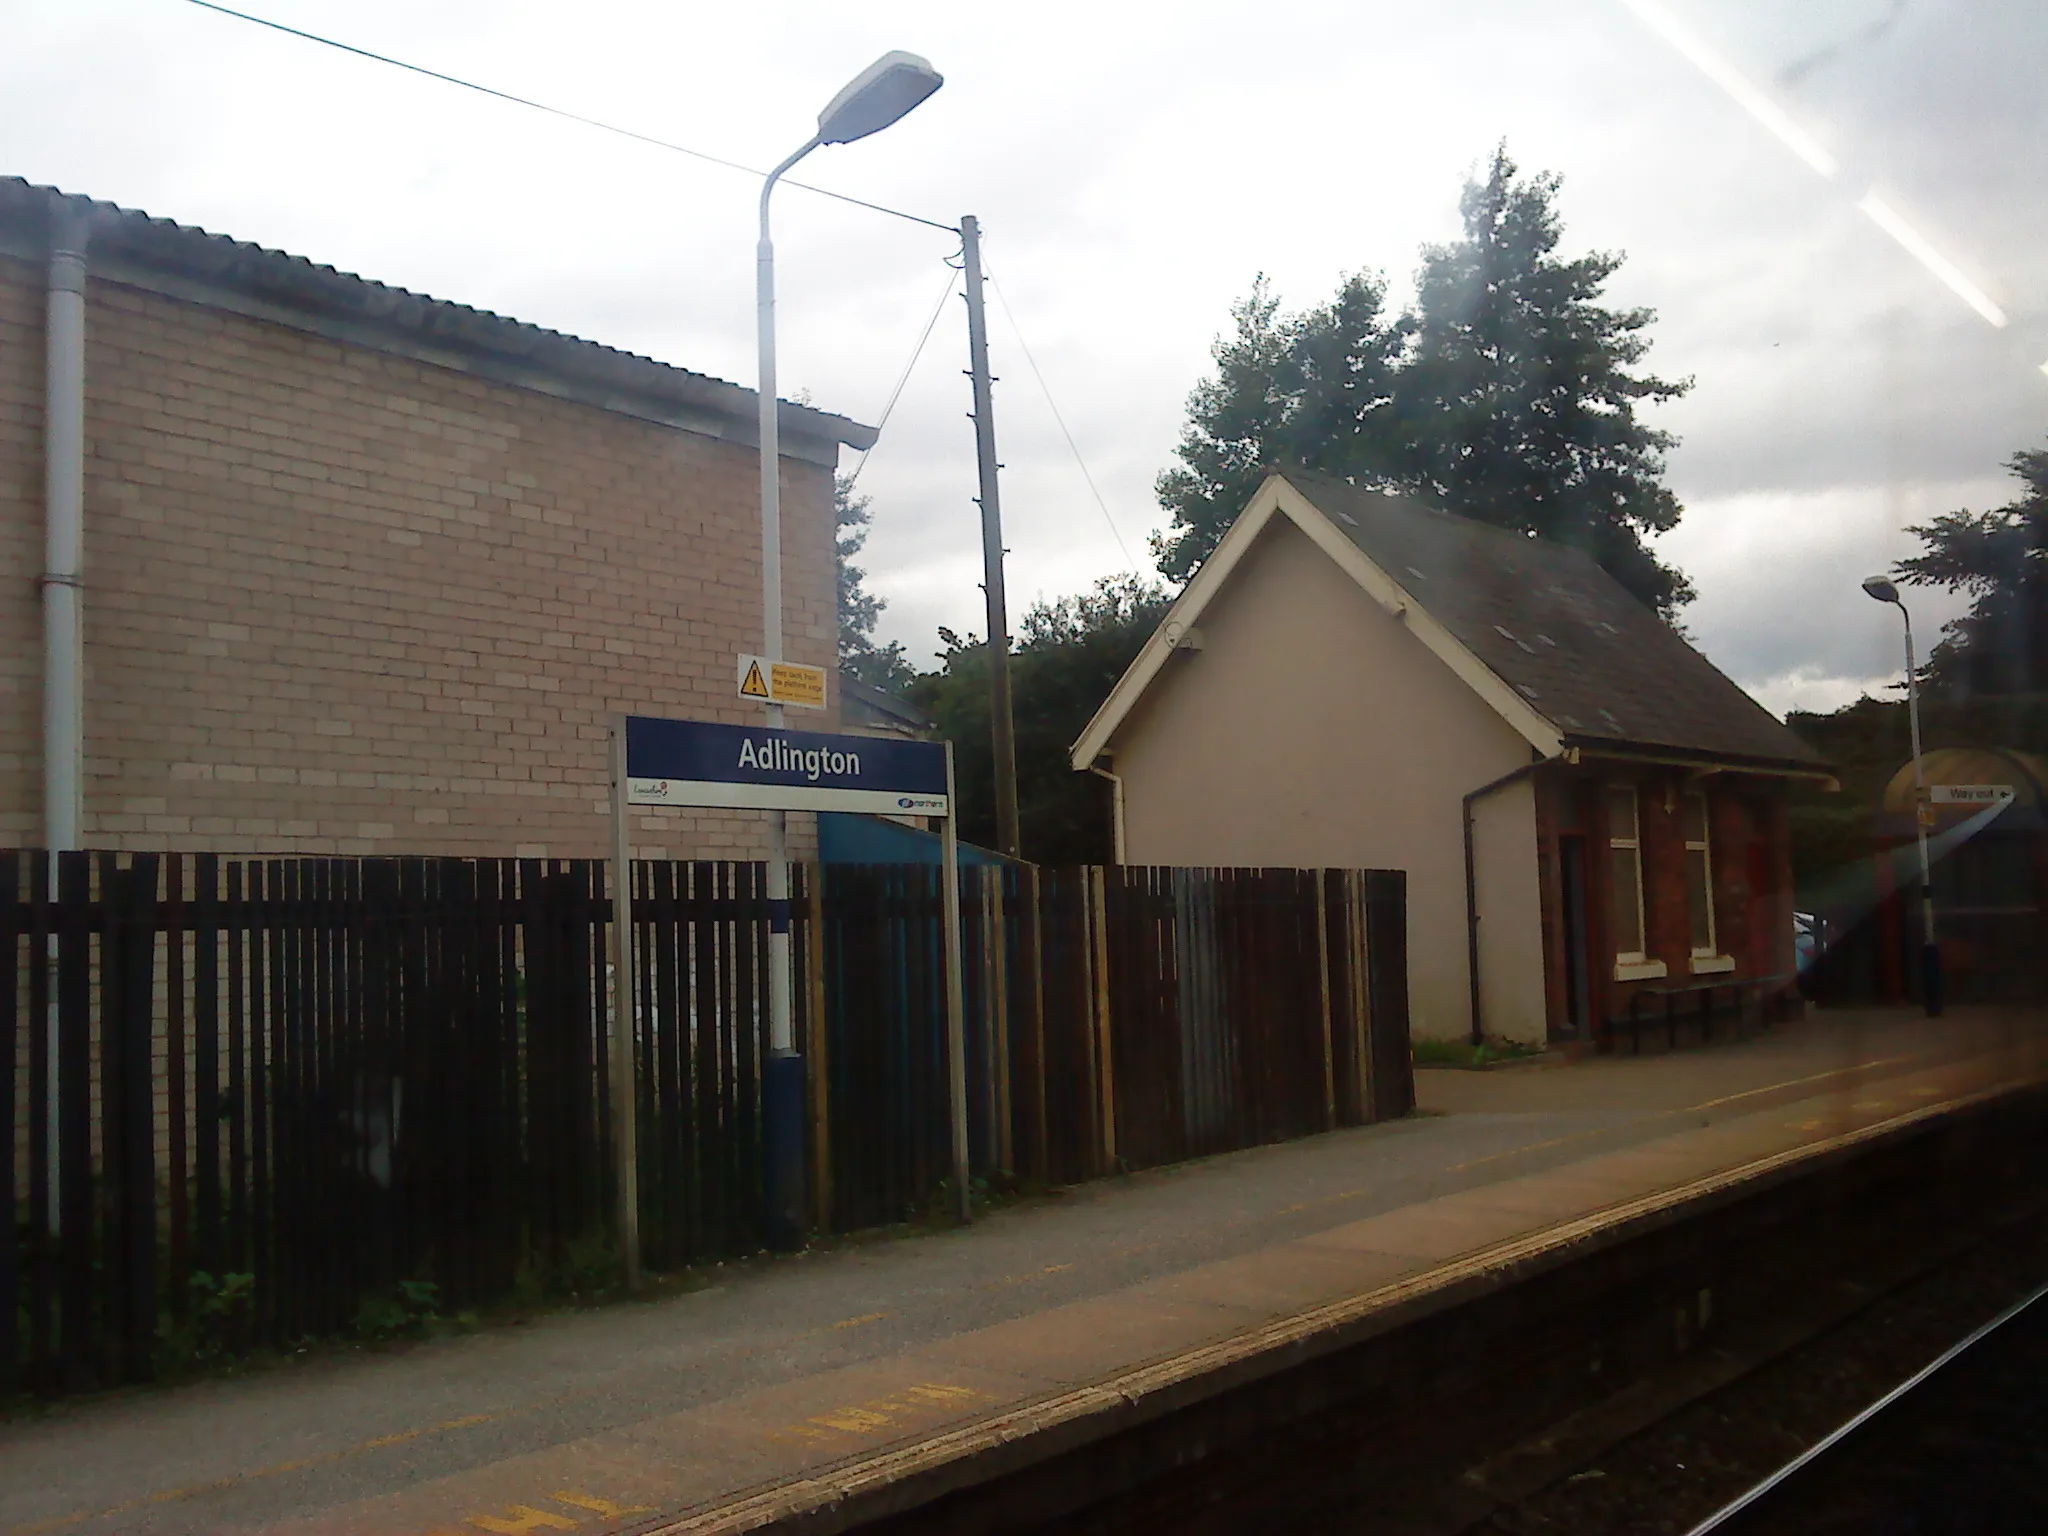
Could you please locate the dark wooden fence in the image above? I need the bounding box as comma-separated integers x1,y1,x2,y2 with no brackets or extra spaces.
5,851,1408,1397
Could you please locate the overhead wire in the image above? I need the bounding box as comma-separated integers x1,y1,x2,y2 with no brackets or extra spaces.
183,1,959,233
984,267,1139,571
844,262,962,490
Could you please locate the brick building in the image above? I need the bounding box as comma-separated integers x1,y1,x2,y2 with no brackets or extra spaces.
1,179,872,858
1071,472,1833,1043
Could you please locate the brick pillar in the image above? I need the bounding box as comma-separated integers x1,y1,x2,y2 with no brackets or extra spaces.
1639,772,1689,976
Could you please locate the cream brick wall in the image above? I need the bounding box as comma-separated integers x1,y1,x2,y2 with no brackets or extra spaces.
0,253,839,858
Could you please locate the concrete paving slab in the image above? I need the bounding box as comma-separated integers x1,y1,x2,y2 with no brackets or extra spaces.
921,1292,1254,1386
1123,1239,1422,1321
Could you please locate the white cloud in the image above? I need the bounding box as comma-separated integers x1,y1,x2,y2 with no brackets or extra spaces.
3,0,2040,702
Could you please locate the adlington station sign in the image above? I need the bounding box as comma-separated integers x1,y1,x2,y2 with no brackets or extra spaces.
605,713,971,1278
624,716,949,816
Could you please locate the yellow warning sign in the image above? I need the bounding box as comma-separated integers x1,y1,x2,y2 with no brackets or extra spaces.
736,654,827,710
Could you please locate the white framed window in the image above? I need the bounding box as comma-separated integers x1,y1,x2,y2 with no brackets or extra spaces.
1683,791,1717,958
1607,785,1647,963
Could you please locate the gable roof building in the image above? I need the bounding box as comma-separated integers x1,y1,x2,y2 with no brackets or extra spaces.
1073,472,1829,1044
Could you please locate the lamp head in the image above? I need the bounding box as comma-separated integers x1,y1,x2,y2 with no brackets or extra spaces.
817,52,943,145
1862,574,1902,605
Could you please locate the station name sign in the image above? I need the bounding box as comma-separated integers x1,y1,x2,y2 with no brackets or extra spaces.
624,716,948,816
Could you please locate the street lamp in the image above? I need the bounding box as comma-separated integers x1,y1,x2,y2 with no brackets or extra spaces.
756,51,943,1251
1862,574,1942,1017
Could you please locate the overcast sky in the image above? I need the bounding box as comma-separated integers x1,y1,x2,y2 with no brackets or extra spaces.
7,0,2043,715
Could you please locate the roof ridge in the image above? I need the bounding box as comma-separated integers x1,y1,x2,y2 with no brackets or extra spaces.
1288,468,1608,570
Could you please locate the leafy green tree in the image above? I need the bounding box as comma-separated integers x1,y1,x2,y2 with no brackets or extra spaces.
835,475,916,694
1154,146,1693,616
914,575,1170,863
1897,446,2048,697
1152,274,1405,583
1396,146,1692,614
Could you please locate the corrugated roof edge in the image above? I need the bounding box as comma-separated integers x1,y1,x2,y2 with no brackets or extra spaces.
0,177,876,451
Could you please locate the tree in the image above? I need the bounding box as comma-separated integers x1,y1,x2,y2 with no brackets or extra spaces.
834,475,916,694
1152,274,1405,583
1897,446,2048,698
914,574,1170,862
1154,146,1694,615
1396,146,1692,614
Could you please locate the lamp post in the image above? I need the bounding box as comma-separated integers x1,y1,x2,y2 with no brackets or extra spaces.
1862,574,1942,1017
757,51,943,1250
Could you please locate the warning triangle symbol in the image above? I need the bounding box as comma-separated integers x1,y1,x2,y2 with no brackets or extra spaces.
740,660,771,699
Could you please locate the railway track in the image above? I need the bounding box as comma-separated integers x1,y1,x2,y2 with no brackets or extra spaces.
1680,1279,2048,1535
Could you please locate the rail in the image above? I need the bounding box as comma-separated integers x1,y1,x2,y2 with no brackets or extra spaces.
1682,1279,2048,1534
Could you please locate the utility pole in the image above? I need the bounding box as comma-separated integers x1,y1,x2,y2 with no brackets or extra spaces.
959,215,1021,860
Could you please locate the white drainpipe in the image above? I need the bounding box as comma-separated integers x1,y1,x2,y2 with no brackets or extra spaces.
41,199,86,1238
43,199,87,857
1089,763,1127,865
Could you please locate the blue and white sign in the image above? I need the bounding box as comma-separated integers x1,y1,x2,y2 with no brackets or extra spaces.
624,716,949,816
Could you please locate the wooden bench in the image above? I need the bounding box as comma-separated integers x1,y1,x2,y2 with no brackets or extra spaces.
1600,972,1800,1055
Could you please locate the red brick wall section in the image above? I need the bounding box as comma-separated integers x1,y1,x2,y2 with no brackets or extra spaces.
1708,790,1754,972
0,255,840,858
1636,773,1689,978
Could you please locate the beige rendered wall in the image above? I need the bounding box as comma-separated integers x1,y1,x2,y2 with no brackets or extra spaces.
1113,515,1547,1041
0,254,836,859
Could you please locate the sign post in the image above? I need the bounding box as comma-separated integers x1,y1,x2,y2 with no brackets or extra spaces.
610,715,969,1260
607,721,642,1288
939,742,971,1223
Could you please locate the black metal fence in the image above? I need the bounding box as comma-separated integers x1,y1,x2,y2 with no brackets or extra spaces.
5,851,1408,1397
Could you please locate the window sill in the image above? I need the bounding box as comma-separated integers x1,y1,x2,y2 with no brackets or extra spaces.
1690,955,1736,976
1613,958,1668,982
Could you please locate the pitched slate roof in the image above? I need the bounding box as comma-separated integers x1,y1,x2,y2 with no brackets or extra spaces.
1289,471,1827,770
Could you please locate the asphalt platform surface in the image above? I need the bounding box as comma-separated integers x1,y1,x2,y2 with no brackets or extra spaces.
3,1007,2041,1536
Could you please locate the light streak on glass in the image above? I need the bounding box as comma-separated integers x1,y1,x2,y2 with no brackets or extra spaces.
1856,192,2009,328
1619,0,1840,177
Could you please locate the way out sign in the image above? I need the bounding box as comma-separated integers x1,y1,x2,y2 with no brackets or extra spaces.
737,654,827,710
1928,784,2017,806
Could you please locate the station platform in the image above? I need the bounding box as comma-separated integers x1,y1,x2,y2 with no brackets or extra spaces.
4,1008,2045,1536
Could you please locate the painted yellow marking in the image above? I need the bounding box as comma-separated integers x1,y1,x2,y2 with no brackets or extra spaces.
769,1381,998,1444
467,1506,580,1533
833,1311,889,1329
812,1406,895,1432
364,1413,496,1451
1437,1053,1937,1180
1041,1262,1074,1274
905,1383,988,1403
551,1491,653,1517
1444,1129,1604,1174
1685,1054,1919,1113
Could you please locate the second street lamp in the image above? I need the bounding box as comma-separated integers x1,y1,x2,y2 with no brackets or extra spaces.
756,52,943,1251
1862,573,1943,1018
